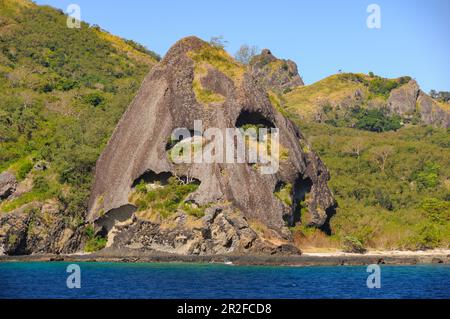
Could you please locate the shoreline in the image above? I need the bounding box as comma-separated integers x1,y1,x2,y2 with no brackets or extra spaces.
1,249,449,266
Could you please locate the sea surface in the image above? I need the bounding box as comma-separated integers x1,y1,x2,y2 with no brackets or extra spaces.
0,262,449,299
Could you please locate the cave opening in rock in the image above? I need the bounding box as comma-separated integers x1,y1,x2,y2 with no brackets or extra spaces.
131,170,174,188
320,204,337,236
292,175,313,226
235,110,275,130
96,204,137,235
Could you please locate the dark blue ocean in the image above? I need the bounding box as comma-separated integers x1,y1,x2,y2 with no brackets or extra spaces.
0,262,449,299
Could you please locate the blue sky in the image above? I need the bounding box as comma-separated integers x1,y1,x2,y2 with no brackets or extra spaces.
35,0,450,92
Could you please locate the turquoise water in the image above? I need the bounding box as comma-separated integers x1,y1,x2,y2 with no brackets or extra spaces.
0,262,449,299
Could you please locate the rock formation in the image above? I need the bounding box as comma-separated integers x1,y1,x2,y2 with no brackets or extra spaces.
386,80,420,116
0,200,83,255
387,79,450,127
250,49,304,93
88,37,335,255
0,172,17,200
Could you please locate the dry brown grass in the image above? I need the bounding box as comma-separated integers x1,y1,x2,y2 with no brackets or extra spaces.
292,228,340,252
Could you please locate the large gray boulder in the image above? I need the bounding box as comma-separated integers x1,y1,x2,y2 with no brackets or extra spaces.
88,37,335,255
387,80,450,128
387,80,420,117
0,172,17,200
417,92,450,128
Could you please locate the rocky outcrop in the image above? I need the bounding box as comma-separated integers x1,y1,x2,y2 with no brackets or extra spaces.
109,204,301,256
387,80,420,117
0,200,83,255
417,92,450,128
387,80,450,128
0,172,17,200
250,49,304,93
88,37,335,255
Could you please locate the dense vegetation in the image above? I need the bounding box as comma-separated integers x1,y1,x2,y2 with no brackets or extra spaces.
0,1,448,252
290,119,450,251
323,105,403,132
0,1,156,233
130,177,204,219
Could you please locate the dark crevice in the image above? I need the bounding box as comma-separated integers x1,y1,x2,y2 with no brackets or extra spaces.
274,180,286,193
131,170,173,188
0,188,14,201
320,203,337,236
292,175,313,226
235,110,275,129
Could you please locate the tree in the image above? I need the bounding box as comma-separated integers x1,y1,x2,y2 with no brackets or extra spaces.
209,36,227,49
355,108,402,132
429,90,450,103
429,90,437,99
234,44,259,65
370,145,394,173
344,137,366,172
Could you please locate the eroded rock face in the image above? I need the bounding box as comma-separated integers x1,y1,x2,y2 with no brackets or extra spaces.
0,200,83,255
417,92,450,128
387,80,450,128
88,37,335,255
0,172,17,200
250,49,304,93
387,80,420,117
108,205,296,256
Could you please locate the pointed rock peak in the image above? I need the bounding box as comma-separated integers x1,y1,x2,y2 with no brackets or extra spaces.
87,37,335,255
250,48,304,93
162,36,207,62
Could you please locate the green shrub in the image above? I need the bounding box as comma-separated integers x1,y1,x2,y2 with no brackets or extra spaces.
85,236,107,252
84,224,107,252
374,188,394,211
135,180,148,194
421,198,450,223
412,163,440,189
404,223,442,250
17,160,33,180
342,236,366,254
367,77,400,97
131,177,200,219
354,108,402,132
274,183,293,206
32,175,50,193
82,92,105,107
182,202,206,218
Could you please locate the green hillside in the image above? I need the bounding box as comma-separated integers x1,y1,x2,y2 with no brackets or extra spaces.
284,73,411,126
0,0,157,221
280,73,449,250
0,0,448,253
284,72,449,130
287,117,449,252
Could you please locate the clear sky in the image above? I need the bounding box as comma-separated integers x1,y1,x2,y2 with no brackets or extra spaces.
35,0,450,92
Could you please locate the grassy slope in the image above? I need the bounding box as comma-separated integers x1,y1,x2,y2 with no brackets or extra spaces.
283,73,428,122
284,74,369,119
0,0,157,218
